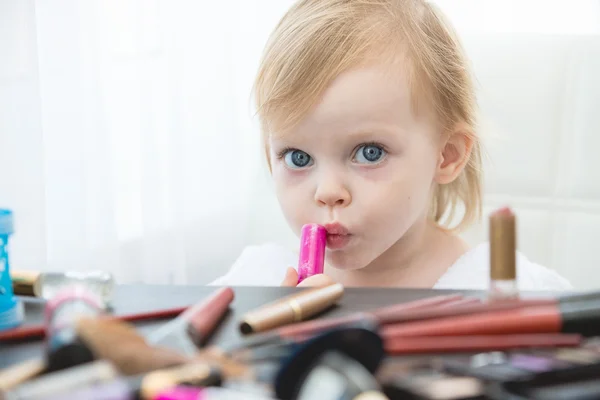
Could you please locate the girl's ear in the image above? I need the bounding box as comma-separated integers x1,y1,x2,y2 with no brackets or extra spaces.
435,124,474,185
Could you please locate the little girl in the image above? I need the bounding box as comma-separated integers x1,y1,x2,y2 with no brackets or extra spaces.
210,0,572,290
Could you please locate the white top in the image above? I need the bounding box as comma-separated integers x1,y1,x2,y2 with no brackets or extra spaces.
208,242,573,291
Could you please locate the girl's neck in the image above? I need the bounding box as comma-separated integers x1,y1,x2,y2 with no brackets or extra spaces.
326,220,470,288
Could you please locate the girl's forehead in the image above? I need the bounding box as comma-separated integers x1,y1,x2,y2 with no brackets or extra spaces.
269,64,426,140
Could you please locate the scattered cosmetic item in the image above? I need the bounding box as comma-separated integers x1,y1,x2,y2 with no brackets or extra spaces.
11,270,115,309
0,208,24,332
154,386,274,400
0,305,189,342
487,358,600,400
227,294,461,351
297,224,327,284
384,333,581,355
440,344,600,383
236,331,581,362
433,346,600,400
274,325,385,400
134,362,222,400
31,378,134,400
382,299,600,338
0,358,45,392
239,283,344,335
489,207,518,300
233,320,379,363
2,360,119,400
149,287,235,355
74,317,189,375
227,296,561,355
381,367,485,400
293,352,388,400
44,286,105,372
2,361,221,400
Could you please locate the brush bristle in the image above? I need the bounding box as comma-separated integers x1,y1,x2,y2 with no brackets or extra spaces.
76,318,190,375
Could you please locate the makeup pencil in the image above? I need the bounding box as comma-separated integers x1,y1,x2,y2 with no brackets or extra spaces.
384,333,582,355
0,305,189,342
382,299,600,338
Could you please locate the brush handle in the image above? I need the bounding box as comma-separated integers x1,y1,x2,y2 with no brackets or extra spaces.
385,333,582,354
0,306,188,341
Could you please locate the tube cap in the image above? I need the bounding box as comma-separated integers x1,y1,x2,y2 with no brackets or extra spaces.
0,209,13,236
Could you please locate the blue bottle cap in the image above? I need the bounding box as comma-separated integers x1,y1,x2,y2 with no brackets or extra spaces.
0,208,24,331
0,209,14,236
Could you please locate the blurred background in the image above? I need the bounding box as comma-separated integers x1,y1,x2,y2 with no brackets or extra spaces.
1,0,599,289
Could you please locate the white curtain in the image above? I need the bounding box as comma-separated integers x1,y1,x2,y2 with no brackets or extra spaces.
1,0,599,286
0,0,297,284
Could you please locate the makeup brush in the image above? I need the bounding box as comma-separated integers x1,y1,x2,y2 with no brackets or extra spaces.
223,295,557,355
75,315,258,381
381,299,600,338
0,358,45,392
75,317,190,375
2,360,224,400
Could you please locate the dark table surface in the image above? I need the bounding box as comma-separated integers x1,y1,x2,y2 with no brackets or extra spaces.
0,284,477,368
1,284,542,369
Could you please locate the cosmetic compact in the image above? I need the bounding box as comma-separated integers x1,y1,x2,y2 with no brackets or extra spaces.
274,324,385,400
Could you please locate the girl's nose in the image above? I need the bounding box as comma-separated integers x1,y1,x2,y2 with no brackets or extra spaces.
314,176,351,208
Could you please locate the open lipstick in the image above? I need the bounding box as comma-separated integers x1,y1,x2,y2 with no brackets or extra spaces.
297,224,327,284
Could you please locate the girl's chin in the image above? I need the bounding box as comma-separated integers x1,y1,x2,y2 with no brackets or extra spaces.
326,252,368,272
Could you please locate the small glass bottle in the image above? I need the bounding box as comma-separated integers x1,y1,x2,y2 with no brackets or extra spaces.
11,269,115,309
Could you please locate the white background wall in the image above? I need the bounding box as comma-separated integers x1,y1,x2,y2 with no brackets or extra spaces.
1,0,600,289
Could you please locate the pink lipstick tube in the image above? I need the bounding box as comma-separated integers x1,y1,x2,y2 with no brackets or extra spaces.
297,224,327,284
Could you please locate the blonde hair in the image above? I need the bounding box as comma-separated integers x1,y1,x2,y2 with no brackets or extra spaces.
253,0,482,231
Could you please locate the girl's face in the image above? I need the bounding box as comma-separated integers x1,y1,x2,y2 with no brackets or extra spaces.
269,64,443,271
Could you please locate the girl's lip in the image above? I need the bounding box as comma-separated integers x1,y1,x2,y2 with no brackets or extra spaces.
326,233,352,250
323,222,350,235
323,222,352,249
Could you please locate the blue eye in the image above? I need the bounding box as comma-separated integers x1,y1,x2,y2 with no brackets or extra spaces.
354,144,386,164
283,149,313,169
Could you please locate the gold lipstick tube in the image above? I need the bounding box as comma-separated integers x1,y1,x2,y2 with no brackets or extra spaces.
239,283,345,334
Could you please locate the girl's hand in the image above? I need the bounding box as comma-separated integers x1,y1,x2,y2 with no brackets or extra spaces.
280,267,336,287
